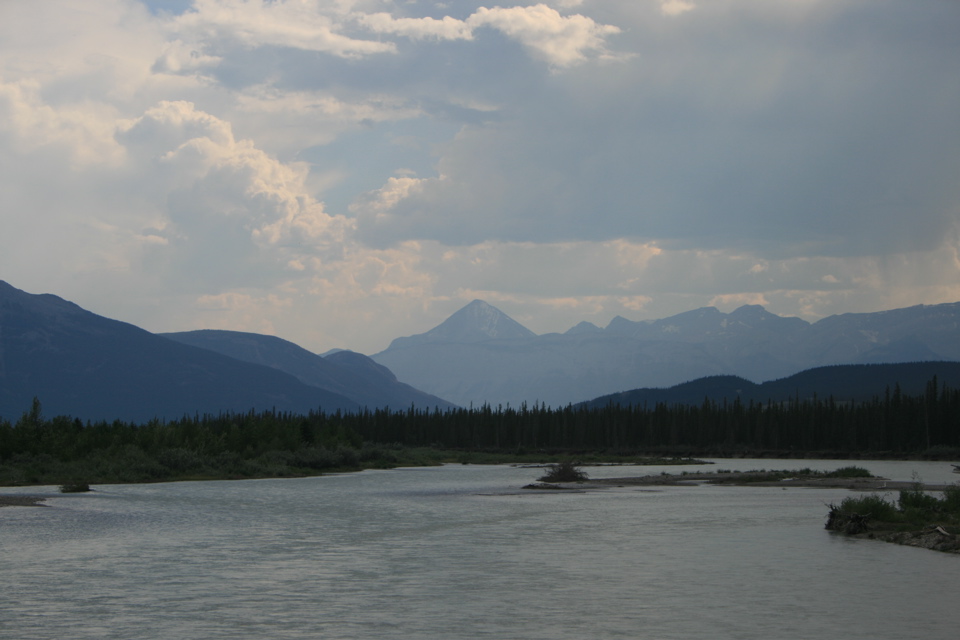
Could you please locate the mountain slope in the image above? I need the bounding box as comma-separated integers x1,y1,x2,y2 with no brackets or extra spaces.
579,362,960,409
161,329,456,410
0,281,358,422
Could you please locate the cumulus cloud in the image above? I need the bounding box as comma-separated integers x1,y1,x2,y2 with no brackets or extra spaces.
156,0,622,81
660,1,695,17
169,0,396,58
115,100,354,288
0,79,125,168
470,4,621,66
359,4,620,67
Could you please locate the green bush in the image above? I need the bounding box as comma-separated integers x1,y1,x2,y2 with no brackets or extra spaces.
538,461,588,483
824,466,872,478
898,488,941,512
839,494,900,521
157,448,205,473
826,494,900,534
941,484,960,514
827,482,960,535
59,482,91,493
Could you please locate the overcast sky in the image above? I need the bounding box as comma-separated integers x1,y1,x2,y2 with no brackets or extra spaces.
2,0,959,354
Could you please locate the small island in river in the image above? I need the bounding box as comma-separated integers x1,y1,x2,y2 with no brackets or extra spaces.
528,465,960,554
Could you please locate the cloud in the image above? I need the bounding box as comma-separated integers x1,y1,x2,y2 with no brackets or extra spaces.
660,1,695,17
0,79,125,168
357,3,620,67
353,0,960,260
469,4,620,67
116,100,354,288
357,12,475,42
1,0,959,356
169,0,396,59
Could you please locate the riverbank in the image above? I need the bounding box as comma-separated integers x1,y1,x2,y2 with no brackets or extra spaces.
0,449,710,487
0,495,47,507
845,526,960,553
584,471,953,492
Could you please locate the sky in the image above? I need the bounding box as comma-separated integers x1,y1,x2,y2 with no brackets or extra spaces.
1,0,959,355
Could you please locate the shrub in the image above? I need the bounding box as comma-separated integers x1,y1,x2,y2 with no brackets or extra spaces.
538,461,588,483
840,494,899,520
826,494,900,534
824,466,872,478
157,448,205,473
898,472,942,518
898,488,941,512
59,482,91,493
941,484,960,515
333,446,360,469
291,447,338,470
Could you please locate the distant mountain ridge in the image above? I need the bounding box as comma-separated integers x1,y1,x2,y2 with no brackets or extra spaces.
0,281,453,423
0,281,358,422
162,330,455,411
7,277,960,419
372,300,960,408
578,362,960,409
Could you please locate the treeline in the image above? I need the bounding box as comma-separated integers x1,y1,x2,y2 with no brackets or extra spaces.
320,376,960,454
1,377,959,485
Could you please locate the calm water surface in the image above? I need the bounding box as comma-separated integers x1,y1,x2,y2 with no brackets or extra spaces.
3,460,958,639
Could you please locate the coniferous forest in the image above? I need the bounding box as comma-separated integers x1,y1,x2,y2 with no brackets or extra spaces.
2,377,959,486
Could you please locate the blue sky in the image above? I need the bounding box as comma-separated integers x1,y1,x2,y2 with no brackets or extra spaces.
2,0,959,353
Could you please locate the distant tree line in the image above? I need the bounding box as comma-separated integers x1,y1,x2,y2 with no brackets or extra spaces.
1,377,958,485
341,376,960,454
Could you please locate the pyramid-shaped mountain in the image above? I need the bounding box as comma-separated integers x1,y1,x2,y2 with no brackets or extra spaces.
385,299,536,349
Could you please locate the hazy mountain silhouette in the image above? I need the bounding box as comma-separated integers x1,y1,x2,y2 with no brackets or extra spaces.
0,281,359,422
385,299,537,349
372,299,960,408
162,330,455,411
7,277,960,419
579,362,960,409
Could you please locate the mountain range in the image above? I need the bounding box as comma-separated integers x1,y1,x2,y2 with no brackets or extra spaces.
160,329,453,412
0,281,451,423
372,299,960,407
4,279,960,422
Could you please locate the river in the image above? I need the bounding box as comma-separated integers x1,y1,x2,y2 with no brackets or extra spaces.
2,459,958,639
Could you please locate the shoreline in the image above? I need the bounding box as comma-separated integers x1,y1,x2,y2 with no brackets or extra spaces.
583,471,953,492
0,495,48,508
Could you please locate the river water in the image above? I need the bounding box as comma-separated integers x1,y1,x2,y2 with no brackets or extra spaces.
2,459,958,639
